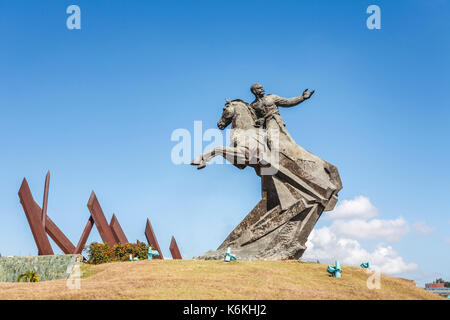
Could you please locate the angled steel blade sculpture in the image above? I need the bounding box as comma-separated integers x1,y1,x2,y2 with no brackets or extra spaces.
75,194,130,253
110,214,128,244
18,179,54,255
86,191,118,247
42,171,50,228
145,218,163,259
19,173,130,256
169,236,182,260
19,176,77,255
45,215,76,254
74,216,94,254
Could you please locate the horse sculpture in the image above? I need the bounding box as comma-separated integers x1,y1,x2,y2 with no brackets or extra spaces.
191,99,270,171
192,97,342,260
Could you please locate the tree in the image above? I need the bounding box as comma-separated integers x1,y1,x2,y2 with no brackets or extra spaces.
435,278,450,288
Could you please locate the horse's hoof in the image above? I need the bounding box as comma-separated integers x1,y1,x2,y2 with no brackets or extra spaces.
191,159,199,166
197,162,206,170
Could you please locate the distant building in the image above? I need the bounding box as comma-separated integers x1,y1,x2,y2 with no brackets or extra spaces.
425,283,450,298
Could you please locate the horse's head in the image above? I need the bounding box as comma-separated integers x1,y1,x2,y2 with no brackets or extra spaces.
217,99,255,130
217,99,235,130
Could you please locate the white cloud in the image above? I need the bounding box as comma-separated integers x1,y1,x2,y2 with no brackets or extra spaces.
413,221,435,236
303,195,418,275
330,217,410,242
304,227,418,275
326,195,378,220
323,196,410,242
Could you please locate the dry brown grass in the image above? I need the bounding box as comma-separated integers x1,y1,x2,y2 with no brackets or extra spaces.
0,260,443,300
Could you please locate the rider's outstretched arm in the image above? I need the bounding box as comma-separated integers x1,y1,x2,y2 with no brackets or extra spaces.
271,94,305,108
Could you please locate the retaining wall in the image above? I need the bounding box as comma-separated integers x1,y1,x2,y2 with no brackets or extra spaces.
0,254,82,282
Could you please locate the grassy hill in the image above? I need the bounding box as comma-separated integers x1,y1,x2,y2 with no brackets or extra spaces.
0,260,444,300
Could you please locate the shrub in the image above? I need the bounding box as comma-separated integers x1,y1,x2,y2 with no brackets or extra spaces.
17,271,39,282
85,242,149,265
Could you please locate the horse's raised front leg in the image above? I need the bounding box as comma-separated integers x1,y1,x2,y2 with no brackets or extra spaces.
191,146,247,170
191,146,226,170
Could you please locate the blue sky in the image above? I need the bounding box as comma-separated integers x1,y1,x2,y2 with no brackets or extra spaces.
0,0,448,286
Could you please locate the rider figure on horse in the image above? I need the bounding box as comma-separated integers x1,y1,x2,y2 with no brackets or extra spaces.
250,83,315,128
249,83,315,152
